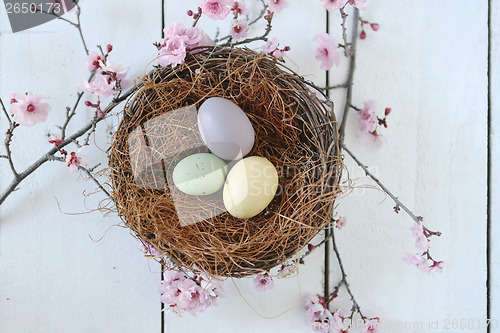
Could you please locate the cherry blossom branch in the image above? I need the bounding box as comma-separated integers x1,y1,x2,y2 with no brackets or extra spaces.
217,0,270,46
338,8,359,145
0,92,132,206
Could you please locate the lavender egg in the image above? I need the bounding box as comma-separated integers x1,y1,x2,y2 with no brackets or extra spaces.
197,97,255,161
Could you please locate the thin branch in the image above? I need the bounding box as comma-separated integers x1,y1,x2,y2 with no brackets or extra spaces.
35,3,88,55
60,73,94,140
338,8,360,145
74,2,89,55
331,230,365,321
248,0,267,26
322,83,348,90
341,143,440,235
4,123,19,177
339,8,350,57
81,167,111,198
299,232,331,264
0,98,12,125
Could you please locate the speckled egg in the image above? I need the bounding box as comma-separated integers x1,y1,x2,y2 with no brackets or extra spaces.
173,153,228,196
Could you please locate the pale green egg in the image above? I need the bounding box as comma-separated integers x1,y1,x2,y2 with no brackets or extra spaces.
223,156,279,219
173,153,228,196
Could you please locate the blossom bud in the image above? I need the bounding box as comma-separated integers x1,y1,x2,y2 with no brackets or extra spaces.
187,10,193,16
84,101,94,107
360,30,366,40
284,46,291,51
385,107,392,116
106,44,113,53
198,6,202,13
371,23,380,31
307,243,316,252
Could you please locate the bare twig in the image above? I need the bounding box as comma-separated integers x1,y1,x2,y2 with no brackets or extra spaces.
341,143,440,236
322,83,348,90
60,72,95,140
338,8,360,145
0,98,12,125
330,230,365,322
339,8,350,57
35,3,88,55
81,167,111,198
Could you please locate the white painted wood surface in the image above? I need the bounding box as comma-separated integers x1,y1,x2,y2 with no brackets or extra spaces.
0,1,493,332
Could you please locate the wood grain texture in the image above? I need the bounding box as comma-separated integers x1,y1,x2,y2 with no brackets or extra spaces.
0,1,491,332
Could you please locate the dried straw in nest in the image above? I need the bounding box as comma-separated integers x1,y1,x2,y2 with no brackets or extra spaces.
109,46,342,277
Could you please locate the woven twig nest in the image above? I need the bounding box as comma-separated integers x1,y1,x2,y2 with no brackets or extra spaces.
109,47,342,277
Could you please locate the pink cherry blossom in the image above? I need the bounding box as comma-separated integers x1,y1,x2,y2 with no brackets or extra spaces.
314,32,341,70
358,100,377,133
374,133,388,148
65,146,90,173
158,36,187,68
10,93,50,127
231,1,249,15
86,51,104,71
254,275,274,291
199,0,232,20
164,22,188,39
139,241,162,256
162,23,214,52
347,0,367,10
403,253,429,272
361,318,381,333
99,60,129,81
268,0,288,12
336,216,347,229
48,134,65,147
78,74,117,97
271,49,286,59
277,263,296,278
230,19,249,40
321,0,344,11
305,294,335,333
262,37,279,54
411,224,429,251
158,270,221,315
331,309,346,332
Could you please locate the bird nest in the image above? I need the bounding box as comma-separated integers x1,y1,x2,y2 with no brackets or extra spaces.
109,46,342,277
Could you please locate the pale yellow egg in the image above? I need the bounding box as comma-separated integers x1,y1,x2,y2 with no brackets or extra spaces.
223,156,279,219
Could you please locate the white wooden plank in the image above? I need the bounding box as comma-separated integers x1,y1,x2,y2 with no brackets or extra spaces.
330,0,488,330
0,1,162,332
490,0,500,326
